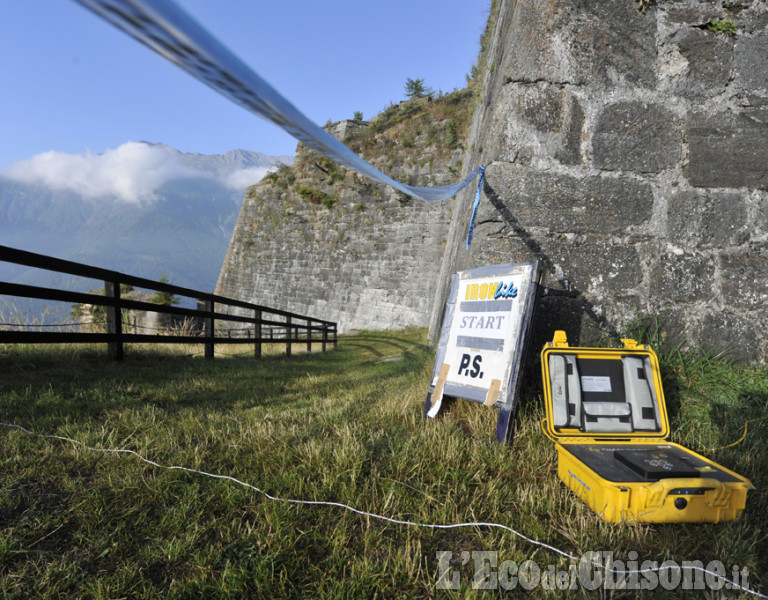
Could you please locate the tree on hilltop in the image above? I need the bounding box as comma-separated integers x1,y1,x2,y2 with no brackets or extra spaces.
404,77,433,100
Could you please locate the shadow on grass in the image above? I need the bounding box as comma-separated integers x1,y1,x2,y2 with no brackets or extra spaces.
0,331,434,430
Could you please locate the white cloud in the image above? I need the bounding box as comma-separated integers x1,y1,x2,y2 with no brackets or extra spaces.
1,142,197,204
222,166,272,190
1,142,272,203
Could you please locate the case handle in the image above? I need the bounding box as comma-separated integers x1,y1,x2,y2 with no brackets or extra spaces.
644,477,728,509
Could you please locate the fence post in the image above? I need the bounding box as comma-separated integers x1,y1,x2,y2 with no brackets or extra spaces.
322,322,328,352
254,309,262,358
307,319,312,353
285,316,292,357
105,279,123,361
204,299,214,359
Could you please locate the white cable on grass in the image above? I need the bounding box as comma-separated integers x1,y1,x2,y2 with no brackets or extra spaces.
2,422,765,598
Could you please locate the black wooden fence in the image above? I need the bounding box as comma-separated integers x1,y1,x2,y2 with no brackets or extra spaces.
0,245,337,360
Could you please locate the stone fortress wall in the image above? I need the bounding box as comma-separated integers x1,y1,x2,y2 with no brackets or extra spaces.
432,0,768,363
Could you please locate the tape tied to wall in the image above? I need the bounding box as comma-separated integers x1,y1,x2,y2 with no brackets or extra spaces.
73,0,484,203
465,165,486,249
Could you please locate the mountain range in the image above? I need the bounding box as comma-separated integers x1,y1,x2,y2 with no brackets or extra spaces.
0,143,292,321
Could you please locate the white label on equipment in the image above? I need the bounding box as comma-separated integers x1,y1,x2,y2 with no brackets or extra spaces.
581,376,612,393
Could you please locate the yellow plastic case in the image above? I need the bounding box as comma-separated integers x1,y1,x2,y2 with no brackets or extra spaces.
540,331,753,523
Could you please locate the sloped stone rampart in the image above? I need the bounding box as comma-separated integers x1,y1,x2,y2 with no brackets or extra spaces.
216,115,465,333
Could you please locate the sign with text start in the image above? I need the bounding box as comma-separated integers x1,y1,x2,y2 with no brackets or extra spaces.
425,261,541,443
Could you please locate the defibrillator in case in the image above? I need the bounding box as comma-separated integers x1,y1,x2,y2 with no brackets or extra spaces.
540,331,753,523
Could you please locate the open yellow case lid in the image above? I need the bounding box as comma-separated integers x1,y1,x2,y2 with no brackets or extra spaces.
541,331,670,443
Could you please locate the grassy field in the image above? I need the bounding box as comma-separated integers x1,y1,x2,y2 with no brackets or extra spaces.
0,329,766,598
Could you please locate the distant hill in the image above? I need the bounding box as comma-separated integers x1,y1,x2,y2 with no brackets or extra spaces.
0,143,292,321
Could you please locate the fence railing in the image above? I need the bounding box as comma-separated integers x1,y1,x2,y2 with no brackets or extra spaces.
0,245,337,360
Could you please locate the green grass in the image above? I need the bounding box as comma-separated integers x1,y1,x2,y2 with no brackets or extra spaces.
1,329,766,598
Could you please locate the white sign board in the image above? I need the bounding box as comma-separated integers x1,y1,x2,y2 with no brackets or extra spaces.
425,262,540,443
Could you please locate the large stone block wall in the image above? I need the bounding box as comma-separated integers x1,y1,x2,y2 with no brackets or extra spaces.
432,0,768,362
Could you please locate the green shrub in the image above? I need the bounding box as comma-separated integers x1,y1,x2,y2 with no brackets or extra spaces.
326,172,344,185
298,187,336,208
447,120,460,149
320,195,337,209
319,157,344,185
151,274,181,306
707,18,737,35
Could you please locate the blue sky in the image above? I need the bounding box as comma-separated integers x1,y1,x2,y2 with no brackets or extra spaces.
0,1,489,169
